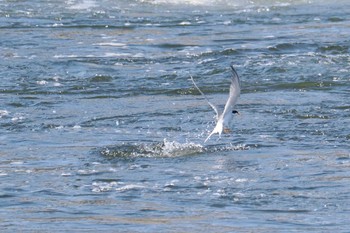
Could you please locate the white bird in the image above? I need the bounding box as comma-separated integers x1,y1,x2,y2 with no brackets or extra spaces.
191,65,241,143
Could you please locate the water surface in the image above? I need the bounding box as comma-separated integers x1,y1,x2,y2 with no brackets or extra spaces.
1,0,350,232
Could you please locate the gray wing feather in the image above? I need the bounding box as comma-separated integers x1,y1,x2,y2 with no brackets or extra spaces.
190,76,220,118
221,66,241,117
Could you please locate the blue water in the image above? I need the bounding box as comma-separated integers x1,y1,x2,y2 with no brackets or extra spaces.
1,0,350,232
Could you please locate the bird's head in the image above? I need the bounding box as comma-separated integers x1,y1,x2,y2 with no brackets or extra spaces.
232,110,240,115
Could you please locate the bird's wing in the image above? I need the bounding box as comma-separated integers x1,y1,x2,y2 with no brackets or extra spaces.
221,66,241,117
190,76,219,118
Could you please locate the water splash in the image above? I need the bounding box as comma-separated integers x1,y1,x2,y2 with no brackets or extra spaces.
100,139,204,158
99,139,249,158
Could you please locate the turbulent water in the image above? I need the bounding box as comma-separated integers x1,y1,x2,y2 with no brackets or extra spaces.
1,0,350,232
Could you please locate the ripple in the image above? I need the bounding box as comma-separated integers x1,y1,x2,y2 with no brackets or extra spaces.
317,45,349,54
88,74,113,83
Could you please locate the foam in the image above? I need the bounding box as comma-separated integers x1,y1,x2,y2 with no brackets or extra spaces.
67,0,97,10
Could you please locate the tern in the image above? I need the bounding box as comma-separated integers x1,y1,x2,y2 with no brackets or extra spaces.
191,65,241,143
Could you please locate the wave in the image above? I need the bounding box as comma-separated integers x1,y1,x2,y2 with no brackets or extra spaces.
63,0,350,13
138,0,343,7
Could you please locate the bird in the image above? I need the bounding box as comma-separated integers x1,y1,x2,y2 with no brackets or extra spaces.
191,65,241,143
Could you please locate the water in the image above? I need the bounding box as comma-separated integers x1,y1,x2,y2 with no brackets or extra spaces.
1,0,350,231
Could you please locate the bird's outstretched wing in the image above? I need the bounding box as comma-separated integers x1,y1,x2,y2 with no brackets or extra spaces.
221,66,241,118
190,76,219,119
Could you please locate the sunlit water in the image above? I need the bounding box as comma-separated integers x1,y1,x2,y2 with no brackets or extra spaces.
1,0,350,232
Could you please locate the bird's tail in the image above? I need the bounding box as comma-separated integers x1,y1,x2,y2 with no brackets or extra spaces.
204,122,222,143
204,130,216,143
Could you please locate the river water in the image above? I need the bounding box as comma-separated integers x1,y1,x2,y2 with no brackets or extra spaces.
1,0,350,232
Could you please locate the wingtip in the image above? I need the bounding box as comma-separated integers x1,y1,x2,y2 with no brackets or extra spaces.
190,75,195,84
230,65,238,77
230,64,241,87
190,75,199,89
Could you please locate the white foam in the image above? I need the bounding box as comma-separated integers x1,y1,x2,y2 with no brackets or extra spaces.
37,80,48,85
52,23,64,27
179,21,191,25
160,139,203,157
53,82,62,87
54,54,78,58
61,173,72,177
164,179,180,187
235,178,249,183
115,184,145,192
11,115,25,122
96,42,126,47
10,161,24,165
72,125,82,129
104,52,132,57
92,181,119,192
68,0,97,10
141,0,219,6
77,169,98,175
141,0,317,9
0,110,9,118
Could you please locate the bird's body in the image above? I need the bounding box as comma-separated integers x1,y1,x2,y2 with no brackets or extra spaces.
191,65,241,143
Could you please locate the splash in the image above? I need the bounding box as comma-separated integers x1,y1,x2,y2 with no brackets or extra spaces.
206,143,251,152
100,139,204,158
99,139,250,158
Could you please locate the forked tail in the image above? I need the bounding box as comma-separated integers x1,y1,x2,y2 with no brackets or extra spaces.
204,130,216,143
204,121,223,143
